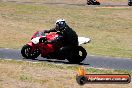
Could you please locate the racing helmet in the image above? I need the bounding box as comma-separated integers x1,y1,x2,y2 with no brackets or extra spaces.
55,19,66,30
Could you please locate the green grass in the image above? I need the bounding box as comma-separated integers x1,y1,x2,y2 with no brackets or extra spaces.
0,1,132,58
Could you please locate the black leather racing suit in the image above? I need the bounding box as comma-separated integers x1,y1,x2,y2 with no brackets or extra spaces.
44,25,78,47
44,25,78,58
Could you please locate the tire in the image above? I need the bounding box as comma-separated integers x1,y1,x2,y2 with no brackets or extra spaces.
21,45,40,59
67,46,87,64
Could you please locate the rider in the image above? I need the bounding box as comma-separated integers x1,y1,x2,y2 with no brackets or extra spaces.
44,19,79,47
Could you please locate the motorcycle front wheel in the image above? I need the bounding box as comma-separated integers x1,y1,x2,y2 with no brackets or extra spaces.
21,44,40,59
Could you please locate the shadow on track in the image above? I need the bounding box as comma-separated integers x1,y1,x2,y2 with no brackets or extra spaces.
23,58,90,65
38,59,90,65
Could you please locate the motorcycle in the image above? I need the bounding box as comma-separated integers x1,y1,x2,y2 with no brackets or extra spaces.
87,0,100,5
21,31,91,64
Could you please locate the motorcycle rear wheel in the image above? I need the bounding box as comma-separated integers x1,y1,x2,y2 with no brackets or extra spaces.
67,46,87,64
21,44,40,59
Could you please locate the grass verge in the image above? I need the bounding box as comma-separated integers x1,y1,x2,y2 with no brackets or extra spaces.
0,58,132,88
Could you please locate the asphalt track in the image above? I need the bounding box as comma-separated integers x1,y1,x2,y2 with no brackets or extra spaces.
0,1,131,71
0,48,132,71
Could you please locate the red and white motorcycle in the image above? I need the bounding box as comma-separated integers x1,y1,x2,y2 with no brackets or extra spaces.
21,31,91,63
